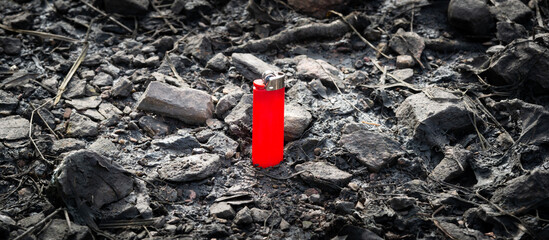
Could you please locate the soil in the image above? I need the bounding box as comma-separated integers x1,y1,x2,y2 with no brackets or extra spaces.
1,0,549,239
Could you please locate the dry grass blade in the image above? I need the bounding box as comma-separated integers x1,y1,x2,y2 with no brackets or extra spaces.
371,60,422,92
329,10,393,59
152,2,177,34
80,0,133,33
0,23,78,43
54,43,89,105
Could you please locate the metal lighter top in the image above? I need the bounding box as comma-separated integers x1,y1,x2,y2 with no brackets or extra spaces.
262,70,285,91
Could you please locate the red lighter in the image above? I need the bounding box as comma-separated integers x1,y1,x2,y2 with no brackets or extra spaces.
252,71,285,168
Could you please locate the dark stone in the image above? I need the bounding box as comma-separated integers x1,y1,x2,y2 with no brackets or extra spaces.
3,11,32,29
138,116,169,137
0,37,22,55
52,138,86,154
295,161,352,191
389,29,425,61
0,90,18,116
234,206,253,225
296,57,344,89
215,92,243,118
111,77,133,97
389,197,416,211
491,168,549,213
184,34,213,65
152,131,200,154
205,132,238,157
206,53,230,72
103,0,149,16
66,112,99,137
172,0,212,15
496,21,527,44
152,36,174,53
430,146,472,182
448,0,495,35
339,124,404,172
224,94,253,137
492,0,532,23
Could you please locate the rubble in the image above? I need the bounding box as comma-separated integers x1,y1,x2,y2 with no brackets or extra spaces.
284,104,312,142
157,153,222,182
295,161,352,191
0,116,29,140
448,0,495,35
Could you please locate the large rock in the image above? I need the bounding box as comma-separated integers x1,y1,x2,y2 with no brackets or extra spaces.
103,0,149,16
485,40,549,89
157,153,221,182
339,125,404,172
231,53,280,81
224,94,253,137
66,96,102,110
66,112,99,137
296,57,344,89
287,0,348,18
295,161,352,191
492,168,549,212
496,21,527,44
284,104,312,142
448,0,495,35
395,87,473,147
52,150,134,227
492,0,531,23
0,116,29,140
136,82,214,125
0,90,18,116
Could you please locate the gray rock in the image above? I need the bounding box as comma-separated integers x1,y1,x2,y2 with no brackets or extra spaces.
98,102,122,120
284,104,312,142
66,96,102,110
205,132,238,157
112,51,133,65
38,219,91,240
195,129,215,143
66,112,99,137
234,206,253,225
157,153,221,182
486,41,549,89
215,92,244,118
491,168,549,213
206,53,230,72
391,68,414,82
138,116,169,137
2,11,32,29
389,29,425,61
152,132,201,154
430,146,472,182
395,87,473,147
496,21,527,44
136,82,214,125
172,0,212,14
335,200,355,214
295,161,352,191
231,53,280,81
0,90,18,116
209,202,235,220
111,77,133,97
0,116,29,140
89,137,119,157
296,57,343,89
308,79,328,99
492,0,531,23
82,109,105,121
339,125,404,172
152,36,174,53
52,138,86,154
279,219,290,230
18,213,44,228
224,94,253,137
92,72,114,87
389,197,416,211
64,77,86,99
0,37,22,55
250,208,270,223
396,55,414,68
103,0,149,15
184,34,213,65
448,0,495,35
53,150,134,227
435,221,485,240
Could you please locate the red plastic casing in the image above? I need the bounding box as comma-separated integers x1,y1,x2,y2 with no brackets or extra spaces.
252,79,285,168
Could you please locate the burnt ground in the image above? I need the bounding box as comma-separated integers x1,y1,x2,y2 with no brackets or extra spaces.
1,0,549,239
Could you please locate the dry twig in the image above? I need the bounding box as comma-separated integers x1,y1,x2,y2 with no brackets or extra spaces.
79,0,133,33
54,42,88,105
0,23,78,43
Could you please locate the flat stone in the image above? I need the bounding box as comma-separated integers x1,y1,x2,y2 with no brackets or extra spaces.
66,112,99,137
152,132,201,154
215,92,243,118
111,77,133,97
250,208,270,223
18,213,44,228
389,197,416,211
66,96,102,110
296,57,344,89
53,150,134,226
103,0,149,16
395,87,473,147
157,153,221,182
89,137,119,157
448,0,495,35
284,104,312,142
339,125,404,172
82,109,106,121
279,219,290,230
430,146,472,182
491,168,549,213
138,116,169,137
231,53,280,81
92,72,114,87
492,0,531,23
0,90,18,116
234,206,253,225
209,202,235,220
184,34,213,65
98,102,122,120
64,77,86,99
295,161,352,191
224,94,253,137
52,138,86,154
391,68,414,82
206,53,230,72
205,132,238,158
0,116,29,140
136,82,214,125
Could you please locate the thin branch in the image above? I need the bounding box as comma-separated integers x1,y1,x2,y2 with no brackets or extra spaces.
0,23,78,43
14,208,63,240
79,0,133,33
54,42,88,105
